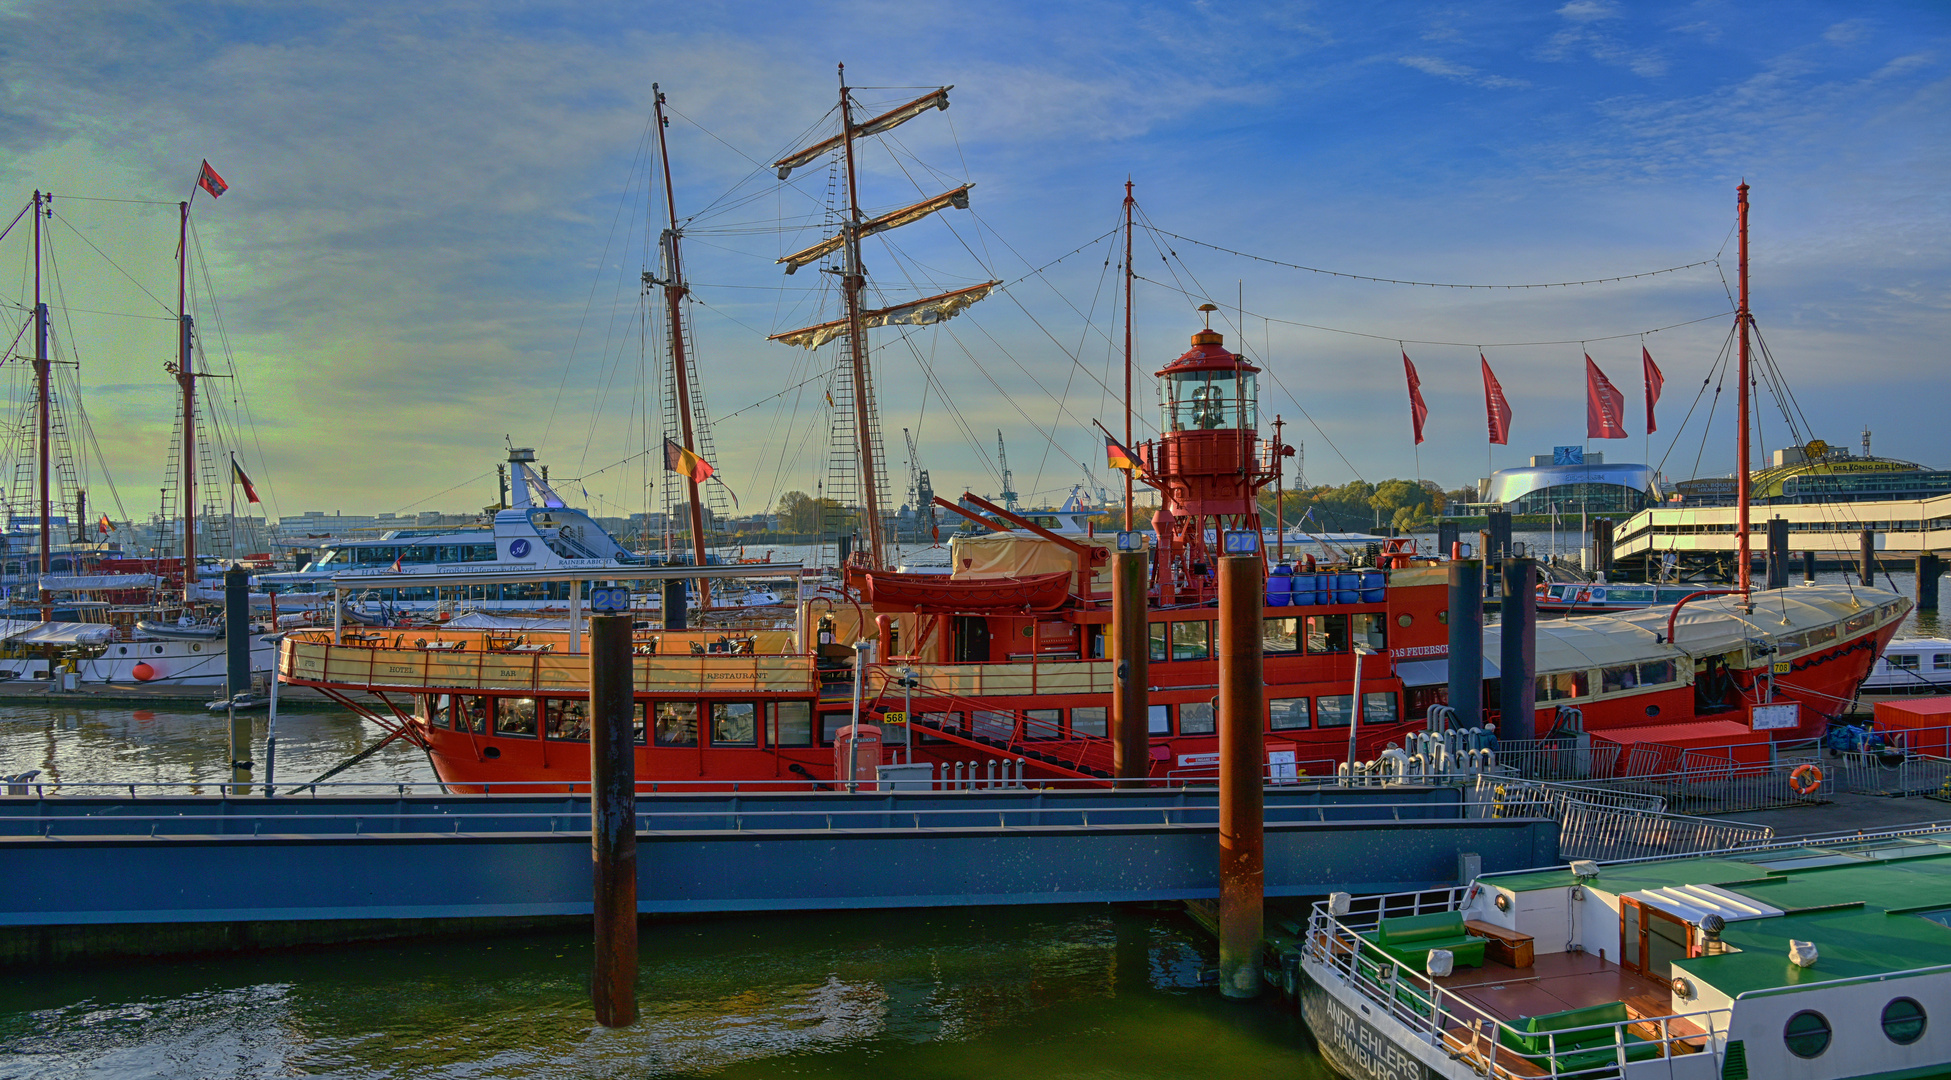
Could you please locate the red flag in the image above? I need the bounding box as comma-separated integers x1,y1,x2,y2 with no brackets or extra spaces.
1403,351,1428,446
196,160,228,198
1585,354,1627,439
231,459,260,504
1480,354,1511,446
1643,346,1664,434
97,513,111,536
390,552,404,573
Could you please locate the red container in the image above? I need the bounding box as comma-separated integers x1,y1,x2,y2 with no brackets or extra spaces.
1874,697,1951,757
833,724,884,786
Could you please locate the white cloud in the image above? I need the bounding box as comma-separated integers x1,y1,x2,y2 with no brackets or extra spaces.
1557,1,1619,24
1397,55,1530,90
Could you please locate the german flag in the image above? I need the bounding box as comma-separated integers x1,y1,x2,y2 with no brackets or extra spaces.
1105,435,1139,472
664,438,715,484
231,459,260,503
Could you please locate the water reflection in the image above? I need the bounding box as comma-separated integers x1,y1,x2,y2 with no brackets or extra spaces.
0,908,1331,1079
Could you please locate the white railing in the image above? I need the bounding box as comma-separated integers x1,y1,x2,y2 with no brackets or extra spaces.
1304,890,1731,1080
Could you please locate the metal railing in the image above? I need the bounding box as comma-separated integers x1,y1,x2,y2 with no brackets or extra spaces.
1555,800,1773,862
1474,774,1667,817
1492,738,1620,781
1304,889,1730,1080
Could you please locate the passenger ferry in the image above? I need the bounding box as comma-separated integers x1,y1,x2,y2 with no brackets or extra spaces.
1860,638,1951,696
1537,580,1730,615
1300,825,1951,1080
275,327,1910,791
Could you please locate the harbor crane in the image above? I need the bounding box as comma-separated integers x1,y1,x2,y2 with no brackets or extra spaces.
995,430,1018,511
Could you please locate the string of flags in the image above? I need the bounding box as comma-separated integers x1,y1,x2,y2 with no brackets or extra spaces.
1403,348,1666,446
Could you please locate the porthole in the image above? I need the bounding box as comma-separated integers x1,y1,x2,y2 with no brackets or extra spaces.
1883,997,1926,1045
1437,610,1449,625
1397,614,1413,628
1644,704,1660,718
117,646,127,655
154,646,164,654
1784,1010,1831,1058
482,746,501,759
1493,893,1510,912
191,643,201,652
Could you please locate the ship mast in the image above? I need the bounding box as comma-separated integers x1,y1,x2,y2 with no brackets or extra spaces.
651,84,712,607
32,192,50,622
836,64,887,569
1122,180,1135,533
1735,182,1751,595
177,199,196,600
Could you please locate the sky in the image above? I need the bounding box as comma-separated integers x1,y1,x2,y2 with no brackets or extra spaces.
0,0,1946,526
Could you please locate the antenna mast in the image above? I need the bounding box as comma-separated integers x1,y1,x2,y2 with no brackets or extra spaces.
32,192,50,622
651,83,712,605
1122,179,1135,532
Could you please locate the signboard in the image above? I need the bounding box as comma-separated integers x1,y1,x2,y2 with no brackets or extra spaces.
881,711,908,725
1553,445,1584,466
1268,746,1299,784
588,586,631,613
1176,752,1221,768
1752,702,1800,731
1773,661,1791,675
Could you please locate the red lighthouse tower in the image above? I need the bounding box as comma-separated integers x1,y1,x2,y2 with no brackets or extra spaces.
1144,312,1276,602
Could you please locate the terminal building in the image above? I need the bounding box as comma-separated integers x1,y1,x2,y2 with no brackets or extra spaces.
1674,439,1951,507
1450,451,1658,517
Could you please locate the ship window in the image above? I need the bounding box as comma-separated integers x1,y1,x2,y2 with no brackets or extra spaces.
1149,622,1168,662
1882,997,1926,1045
1071,706,1107,738
1352,612,1386,651
1319,693,1396,727
1171,622,1210,660
457,696,489,734
1601,664,1641,693
1845,612,1875,634
1638,660,1676,686
1149,703,1170,735
1937,654,1951,671
1892,654,1921,671
1161,368,1256,431
1180,700,1215,736
1086,625,1106,659
1305,614,1348,654
1536,670,1590,702
916,710,962,744
653,702,699,747
1783,1010,1831,1058
1023,708,1062,740
768,702,811,747
711,702,757,746
1263,617,1299,654
1270,697,1310,730
545,699,588,741
972,710,1015,741
496,697,537,738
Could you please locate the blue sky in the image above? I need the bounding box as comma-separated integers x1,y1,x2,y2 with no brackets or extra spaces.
0,0,1945,522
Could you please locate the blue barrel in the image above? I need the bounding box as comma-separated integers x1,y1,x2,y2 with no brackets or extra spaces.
1266,566,1293,607
1292,574,1317,605
1361,570,1385,603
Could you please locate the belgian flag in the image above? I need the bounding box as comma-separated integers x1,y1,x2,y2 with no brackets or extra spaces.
664,438,715,483
1105,435,1139,472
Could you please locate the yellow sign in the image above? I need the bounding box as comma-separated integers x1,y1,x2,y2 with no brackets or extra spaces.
1773,661,1791,674
882,711,908,725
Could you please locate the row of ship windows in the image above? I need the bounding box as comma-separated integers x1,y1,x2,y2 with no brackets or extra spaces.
417,692,1403,748
316,544,499,567
1782,997,1926,1058
1130,615,1390,661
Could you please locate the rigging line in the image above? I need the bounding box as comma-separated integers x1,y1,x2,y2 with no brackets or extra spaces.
1034,225,1119,493
707,366,838,425
0,201,31,248
0,302,175,322
34,194,177,207
1689,330,1737,486
540,111,658,451
1750,319,1818,446
665,100,836,225
1142,226,1722,289
1652,323,1735,477
1129,272,1733,347
391,471,498,515
994,225,1123,284
188,220,279,523
1134,208,1366,485
47,209,176,315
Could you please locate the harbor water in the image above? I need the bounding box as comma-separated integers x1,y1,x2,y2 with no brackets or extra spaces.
0,701,1332,1079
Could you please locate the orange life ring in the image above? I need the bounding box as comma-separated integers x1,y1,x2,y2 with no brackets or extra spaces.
1789,764,1823,795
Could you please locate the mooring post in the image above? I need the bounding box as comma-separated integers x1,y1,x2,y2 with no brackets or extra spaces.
1448,559,1484,728
662,577,687,631
1860,529,1876,587
589,609,638,1027
1216,543,1263,999
1498,557,1536,742
1803,550,1817,583
1765,517,1789,590
1920,553,1943,614
1111,544,1150,784
225,565,252,793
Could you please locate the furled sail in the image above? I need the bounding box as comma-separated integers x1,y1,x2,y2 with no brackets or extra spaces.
774,86,953,181
777,185,974,274
770,281,999,349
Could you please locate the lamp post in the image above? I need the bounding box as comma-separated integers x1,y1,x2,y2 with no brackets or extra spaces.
1347,642,1373,772
896,665,919,760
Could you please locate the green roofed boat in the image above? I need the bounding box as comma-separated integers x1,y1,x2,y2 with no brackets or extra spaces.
1301,825,1951,1079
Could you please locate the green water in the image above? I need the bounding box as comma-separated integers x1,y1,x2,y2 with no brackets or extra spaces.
0,907,1332,1079
0,705,1335,1078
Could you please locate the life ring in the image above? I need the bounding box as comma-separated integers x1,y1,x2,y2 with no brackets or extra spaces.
1790,764,1823,795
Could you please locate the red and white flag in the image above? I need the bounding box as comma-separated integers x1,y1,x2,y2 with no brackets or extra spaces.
197,160,228,198
1481,354,1511,446
1586,354,1627,439
390,552,404,573
1403,351,1428,446
1643,346,1665,434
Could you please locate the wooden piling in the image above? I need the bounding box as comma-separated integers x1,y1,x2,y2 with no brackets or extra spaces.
1765,517,1790,590
1498,557,1537,742
1861,529,1876,587
225,565,252,792
1804,550,1817,583
1921,554,1943,614
1111,548,1150,783
1447,560,1484,728
1216,551,1263,999
589,612,637,1027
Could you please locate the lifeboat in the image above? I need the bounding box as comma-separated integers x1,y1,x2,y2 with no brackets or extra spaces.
854,568,1071,612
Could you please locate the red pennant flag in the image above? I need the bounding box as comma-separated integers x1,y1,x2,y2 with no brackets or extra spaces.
1403,351,1428,446
97,513,112,536
1643,346,1664,434
1585,354,1627,439
1481,355,1511,446
197,160,228,198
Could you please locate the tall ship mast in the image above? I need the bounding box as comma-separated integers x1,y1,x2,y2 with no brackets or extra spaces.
768,66,996,569
648,84,714,606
